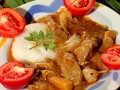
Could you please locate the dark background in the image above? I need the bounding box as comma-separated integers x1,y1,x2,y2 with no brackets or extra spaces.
97,0,109,5
97,0,120,14
97,0,109,6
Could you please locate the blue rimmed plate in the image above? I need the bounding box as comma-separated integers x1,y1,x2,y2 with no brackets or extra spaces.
0,0,120,90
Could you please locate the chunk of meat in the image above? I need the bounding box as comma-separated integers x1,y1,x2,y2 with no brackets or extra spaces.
74,44,90,65
90,52,102,70
74,38,101,65
90,52,109,71
104,30,117,40
68,17,108,39
99,30,116,53
59,11,72,34
56,52,82,86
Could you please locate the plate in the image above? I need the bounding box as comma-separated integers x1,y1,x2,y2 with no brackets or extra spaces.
0,0,120,90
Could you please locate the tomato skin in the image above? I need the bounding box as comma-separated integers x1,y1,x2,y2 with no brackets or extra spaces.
0,8,26,38
0,62,34,89
64,0,96,16
107,45,120,57
101,53,120,70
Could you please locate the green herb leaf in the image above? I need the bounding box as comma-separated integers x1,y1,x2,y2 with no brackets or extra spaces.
39,31,44,40
44,42,57,50
29,44,39,50
24,30,57,50
24,36,33,41
30,31,40,41
48,43,57,50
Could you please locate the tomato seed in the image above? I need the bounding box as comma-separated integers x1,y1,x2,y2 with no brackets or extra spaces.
74,1,81,8
74,0,89,8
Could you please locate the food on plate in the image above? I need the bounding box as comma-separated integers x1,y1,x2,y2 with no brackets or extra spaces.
0,8,26,37
9,23,56,63
29,9,117,89
24,29,57,50
101,45,120,70
64,0,96,16
7,8,117,90
0,7,118,90
0,62,34,89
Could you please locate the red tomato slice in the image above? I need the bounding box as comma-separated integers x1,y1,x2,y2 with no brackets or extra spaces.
107,45,120,57
0,8,26,38
64,0,96,16
101,53,120,69
0,62,34,89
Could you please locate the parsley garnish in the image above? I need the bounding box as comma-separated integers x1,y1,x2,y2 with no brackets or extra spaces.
24,30,57,50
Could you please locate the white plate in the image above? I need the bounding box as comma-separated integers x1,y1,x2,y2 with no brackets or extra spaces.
0,0,120,90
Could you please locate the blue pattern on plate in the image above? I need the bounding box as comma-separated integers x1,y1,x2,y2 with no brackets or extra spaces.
88,81,105,90
113,71,118,81
25,0,64,24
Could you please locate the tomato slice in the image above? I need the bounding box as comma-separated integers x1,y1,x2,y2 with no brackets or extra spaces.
101,53,120,69
0,62,34,89
0,8,26,38
107,45,120,57
64,0,96,16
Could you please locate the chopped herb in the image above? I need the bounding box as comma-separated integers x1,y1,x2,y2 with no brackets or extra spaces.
43,42,57,50
24,30,57,50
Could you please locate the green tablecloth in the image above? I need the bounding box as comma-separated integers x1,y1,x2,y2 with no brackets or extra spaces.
0,0,34,8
